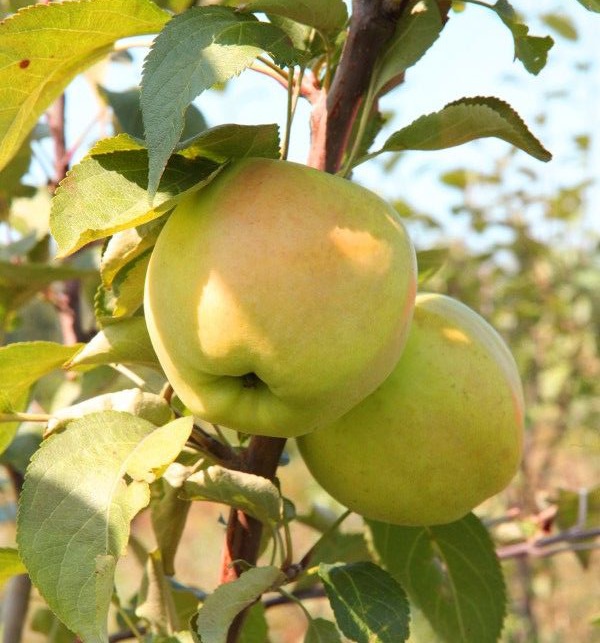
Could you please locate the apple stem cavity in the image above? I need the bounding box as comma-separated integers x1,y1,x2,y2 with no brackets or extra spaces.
241,372,261,389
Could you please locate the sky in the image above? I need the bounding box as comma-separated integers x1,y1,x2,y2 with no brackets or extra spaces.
39,1,600,249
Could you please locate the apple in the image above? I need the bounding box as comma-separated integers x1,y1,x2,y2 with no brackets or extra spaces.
144,158,417,438
297,293,525,525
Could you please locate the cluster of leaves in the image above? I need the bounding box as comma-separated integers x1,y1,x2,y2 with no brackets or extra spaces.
0,0,598,641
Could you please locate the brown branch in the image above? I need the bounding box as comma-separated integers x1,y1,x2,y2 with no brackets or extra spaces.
308,0,407,172
188,424,243,470
221,436,286,643
47,95,69,192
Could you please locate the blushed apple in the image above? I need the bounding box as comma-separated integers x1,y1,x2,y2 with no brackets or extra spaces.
144,158,417,437
297,293,525,525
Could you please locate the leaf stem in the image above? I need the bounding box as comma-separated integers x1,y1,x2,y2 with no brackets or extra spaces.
0,412,51,423
298,509,352,570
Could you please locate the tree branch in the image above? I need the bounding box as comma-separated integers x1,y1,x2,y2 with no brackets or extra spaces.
308,0,407,172
222,436,286,643
497,525,600,560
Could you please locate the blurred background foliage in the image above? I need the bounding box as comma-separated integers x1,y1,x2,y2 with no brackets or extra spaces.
0,0,598,642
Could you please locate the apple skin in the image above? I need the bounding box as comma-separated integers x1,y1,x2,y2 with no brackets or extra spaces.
297,293,525,525
144,158,417,438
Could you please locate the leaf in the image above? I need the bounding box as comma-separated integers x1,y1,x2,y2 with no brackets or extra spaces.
381,96,552,162
554,486,600,568
100,219,165,288
238,602,269,643
0,135,34,213
110,247,152,318
141,6,296,197
151,464,192,576
0,0,169,171
101,85,207,142
220,0,348,32
0,260,96,329
17,412,192,642
575,0,600,11
66,316,161,370
0,547,26,589
367,513,507,643
51,136,221,257
30,607,77,642
318,562,410,643
494,0,554,74
195,566,285,643
183,465,282,526
46,388,175,435
136,549,180,635
178,123,281,160
540,13,578,41
372,0,443,96
305,618,342,643
0,342,82,412
417,248,448,284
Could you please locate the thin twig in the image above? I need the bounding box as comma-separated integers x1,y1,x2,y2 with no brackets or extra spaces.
497,525,600,560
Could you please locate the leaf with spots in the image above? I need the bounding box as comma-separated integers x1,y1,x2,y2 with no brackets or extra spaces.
0,0,169,171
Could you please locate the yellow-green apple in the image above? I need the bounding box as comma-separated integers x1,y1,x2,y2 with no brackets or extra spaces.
297,293,524,525
144,158,417,437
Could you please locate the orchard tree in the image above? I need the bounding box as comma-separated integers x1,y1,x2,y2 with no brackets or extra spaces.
0,1,598,642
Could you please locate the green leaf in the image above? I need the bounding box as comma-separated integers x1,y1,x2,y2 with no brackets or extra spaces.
30,607,77,642
66,316,161,370
417,248,449,284
381,96,552,162
238,602,269,643
51,135,221,257
554,486,600,568
110,247,152,318
136,549,180,635
0,0,169,171
372,0,443,97
151,464,193,576
318,562,410,643
575,0,600,11
0,547,26,589
0,260,96,329
17,412,192,642
195,566,285,643
141,6,296,197
367,513,507,643
101,85,207,142
0,135,34,214
220,0,348,32
540,13,578,40
100,219,165,288
494,0,554,74
183,465,282,526
46,388,175,435
305,618,342,643
178,123,281,160
0,341,82,412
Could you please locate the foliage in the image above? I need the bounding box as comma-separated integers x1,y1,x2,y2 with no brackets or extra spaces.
0,0,598,642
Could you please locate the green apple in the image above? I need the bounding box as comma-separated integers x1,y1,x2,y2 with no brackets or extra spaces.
297,293,525,525
144,158,417,438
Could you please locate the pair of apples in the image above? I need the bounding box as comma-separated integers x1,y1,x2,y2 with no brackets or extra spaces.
144,158,524,526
